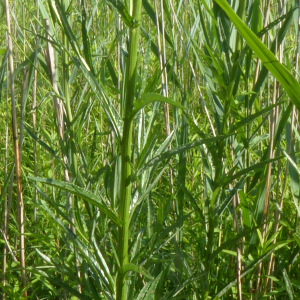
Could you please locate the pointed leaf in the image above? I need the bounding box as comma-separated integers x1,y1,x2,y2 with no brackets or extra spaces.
214,0,300,111
130,93,185,120
28,176,121,226
121,263,153,280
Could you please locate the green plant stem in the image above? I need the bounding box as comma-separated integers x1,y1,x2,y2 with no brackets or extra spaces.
62,1,77,176
117,1,143,300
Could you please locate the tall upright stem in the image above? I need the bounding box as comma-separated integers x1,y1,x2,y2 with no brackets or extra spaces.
4,0,27,296
32,0,39,224
117,1,142,299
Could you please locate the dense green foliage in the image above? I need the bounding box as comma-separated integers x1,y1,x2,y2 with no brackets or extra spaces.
1,0,300,299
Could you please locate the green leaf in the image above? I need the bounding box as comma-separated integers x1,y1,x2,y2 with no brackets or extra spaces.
28,176,121,226
213,241,291,299
228,102,282,134
36,200,115,295
130,93,185,120
81,0,95,75
0,163,14,203
137,134,233,175
282,268,294,300
0,49,8,102
35,270,90,300
52,0,123,138
209,225,261,263
223,155,284,187
142,0,173,46
136,125,160,170
214,0,300,111
284,123,300,198
135,272,162,300
107,0,138,28
121,263,153,280
24,124,64,166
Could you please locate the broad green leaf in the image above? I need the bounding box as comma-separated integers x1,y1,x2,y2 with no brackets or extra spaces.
251,0,262,34
214,0,300,110
239,190,251,229
249,7,296,107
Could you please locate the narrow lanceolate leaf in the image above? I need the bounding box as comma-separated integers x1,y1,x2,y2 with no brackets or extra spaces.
0,49,8,99
107,0,138,28
213,241,291,299
249,8,295,107
223,155,285,187
121,263,153,280
137,134,233,174
24,124,64,165
37,199,115,295
256,7,298,39
49,0,123,138
81,0,95,75
28,176,121,226
214,0,300,111
0,163,14,203
91,237,116,292
130,93,185,120
136,125,160,170
281,148,300,177
282,268,294,300
228,102,282,134
130,164,169,220
135,272,162,300
215,174,247,217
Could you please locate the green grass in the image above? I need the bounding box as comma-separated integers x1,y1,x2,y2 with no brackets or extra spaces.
1,0,300,299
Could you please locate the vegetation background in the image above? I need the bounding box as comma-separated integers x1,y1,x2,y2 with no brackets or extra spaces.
1,0,300,299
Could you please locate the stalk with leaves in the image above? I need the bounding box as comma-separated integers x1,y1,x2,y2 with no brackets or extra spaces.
117,1,143,299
